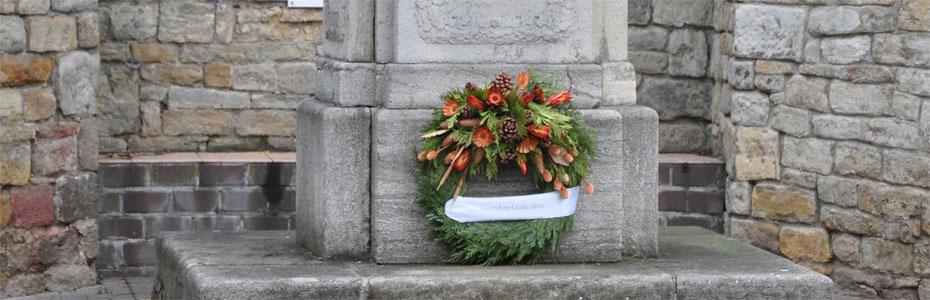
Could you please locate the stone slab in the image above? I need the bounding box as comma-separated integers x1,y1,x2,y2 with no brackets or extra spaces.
605,105,659,258
153,227,834,300
314,58,377,107
296,100,371,259
370,108,624,264
319,0,375,62
383,0,601,64
379,63,603,109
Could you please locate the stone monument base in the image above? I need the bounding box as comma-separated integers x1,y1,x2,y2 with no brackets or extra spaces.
152,227,832,299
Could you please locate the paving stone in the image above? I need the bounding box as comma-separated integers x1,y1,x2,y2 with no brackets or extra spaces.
296,100,371,259
733,4,805,61
153,228,833,300
158,1,215,43
751,182,816,224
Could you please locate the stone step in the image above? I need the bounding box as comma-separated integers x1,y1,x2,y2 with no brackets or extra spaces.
153,227,832,299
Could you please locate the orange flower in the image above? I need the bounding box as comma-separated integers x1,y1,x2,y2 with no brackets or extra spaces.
520,93,533,105
487,86,504,106
442,98,459,116
516,137,538,154
516,72,530,90
547,91,572,107
533,85,545,103
516,154,528,176
466,95,486,111
527,124,550,139
472,126,493,148
453,150,470,171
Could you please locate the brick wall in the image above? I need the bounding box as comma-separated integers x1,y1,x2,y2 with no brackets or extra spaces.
96,0,322,153
96,154,295,276
628,0,716,154
1,0,100,297
709,0,930,298
658,154,726,233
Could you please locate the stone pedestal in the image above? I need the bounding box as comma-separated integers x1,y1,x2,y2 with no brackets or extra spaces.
296,0,658,262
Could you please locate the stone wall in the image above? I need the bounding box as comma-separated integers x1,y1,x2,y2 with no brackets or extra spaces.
658,155,726,233
628,0,716,154
96,0,321,153
0,0,100,297
713,0,930,298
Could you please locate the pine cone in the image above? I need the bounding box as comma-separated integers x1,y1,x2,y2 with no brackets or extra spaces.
539,138,552,148
461,105,476,118
465,82,481,92
499,147,516,164
457,118,481,128
492,72,513,94
525,109,534,123
499,117,518,142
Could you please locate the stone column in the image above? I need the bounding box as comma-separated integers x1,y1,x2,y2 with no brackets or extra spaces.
297,0,657,261
0,1,100,297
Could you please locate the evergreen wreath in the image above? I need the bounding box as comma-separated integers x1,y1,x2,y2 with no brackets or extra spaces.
416,71,597,265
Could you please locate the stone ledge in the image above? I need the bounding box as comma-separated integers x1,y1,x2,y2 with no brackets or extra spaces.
153,227,832,299
99,152,296,164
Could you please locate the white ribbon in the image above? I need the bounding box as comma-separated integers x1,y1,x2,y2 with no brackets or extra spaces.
444,187,580,223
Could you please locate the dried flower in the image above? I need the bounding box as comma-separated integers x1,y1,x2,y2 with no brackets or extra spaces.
547,91,572,107
453,150,470,171
442,98,459,116
527,124,550,139
520,93,534,105
533,85,545,103
516,72,530,90
517,154,528,176
516,137,538,154
472,126,494,148
466,95,486,111
487,86,504,106
583,180,594,195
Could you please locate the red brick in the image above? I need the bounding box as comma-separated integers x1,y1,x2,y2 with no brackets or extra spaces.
123,240,156,266
669,164,724,187
11,185,55,227
98,217,144,239
658,190,687,212
122,191,170,213
243,216,289,230
199,164,246,186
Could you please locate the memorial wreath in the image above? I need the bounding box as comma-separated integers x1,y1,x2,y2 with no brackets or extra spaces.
416,71,597,265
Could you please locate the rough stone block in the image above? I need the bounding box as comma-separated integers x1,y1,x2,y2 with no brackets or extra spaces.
732,127,780,181
236,110,296,136
607,105,659,258
727,59,755,90
808,6,894,35
812,115,863,140
32,137,78,176
162,110,234,136
167,86,249,110
725,179,751,216
779,226,831,263
27,15,77,52
51,0,96,13
658,121,706,153
56,51,99,116
75,12,98,49
158,1,215,43
731,91,769,127
785,75,829,113
276,63,319,94
1,54,54,87
897,68,930,97
733,4,805,61
106,2,158,41
380,64,603,109
834,142,882,179
23,87,56,121
883,149,930,188
637,76,711,120
900,0,930,32
781,137,833,175
0,88,22,118
652,0,712,27
861,238,913,275
232,64,277,92
628,26,668,51
55,172,98,223
297,100,371,259
140,64,203,86
0,15,26,52
728,217,779,253
601,62,637,106
668,29,707,78
864,118,921,149
830,81,892,116
629,51,668,74
770,105,811,137
821,36,872,65
387,0,599,64
371,108,626,263
628,0,651,25
751,182,816,224
11,185,55,227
